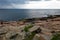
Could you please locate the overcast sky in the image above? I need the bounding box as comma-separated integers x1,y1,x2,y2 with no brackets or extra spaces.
0,0,60,9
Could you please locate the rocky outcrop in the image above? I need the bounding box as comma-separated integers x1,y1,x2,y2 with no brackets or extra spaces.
0,16,60,40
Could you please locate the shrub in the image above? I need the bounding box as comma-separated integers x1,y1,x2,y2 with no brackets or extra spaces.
24,24,33,32
51,32,60,40
23,24,36,40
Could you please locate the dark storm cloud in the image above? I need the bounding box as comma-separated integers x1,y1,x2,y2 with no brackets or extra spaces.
29,0,42,1
0,0,40,6
0,0,26,7
0,0,40,8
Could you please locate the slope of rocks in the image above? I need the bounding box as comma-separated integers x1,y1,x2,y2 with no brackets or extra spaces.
0,15,60,40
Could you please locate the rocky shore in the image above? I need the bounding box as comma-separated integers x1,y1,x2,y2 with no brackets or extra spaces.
0,15,60,40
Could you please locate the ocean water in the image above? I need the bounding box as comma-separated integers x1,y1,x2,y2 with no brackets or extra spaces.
0,9,60,21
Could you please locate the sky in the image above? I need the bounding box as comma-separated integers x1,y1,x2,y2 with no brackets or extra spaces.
0,0,26,8
0,0,60,9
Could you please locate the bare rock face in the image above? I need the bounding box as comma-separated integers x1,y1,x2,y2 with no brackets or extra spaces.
33,34,40,40
3,30,23,40
29,26,41,33
0,25,48,40
39,35,46,40
0,27,8,40
0,16,60,40
5,31,17,39
0,27,8,35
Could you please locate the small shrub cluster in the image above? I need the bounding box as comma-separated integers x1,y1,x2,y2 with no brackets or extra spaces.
51,32,60,40
23,24,36,40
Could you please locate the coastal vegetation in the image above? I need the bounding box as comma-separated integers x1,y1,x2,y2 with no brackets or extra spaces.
23,24,35,40
24,24,33,32
51,32,60,40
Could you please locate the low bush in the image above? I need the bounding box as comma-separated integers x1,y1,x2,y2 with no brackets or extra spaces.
51,32,60,40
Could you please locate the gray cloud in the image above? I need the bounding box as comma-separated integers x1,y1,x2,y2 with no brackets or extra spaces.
0,0,26,5
0,0,27,8
29,0,42,1
0,0,41,8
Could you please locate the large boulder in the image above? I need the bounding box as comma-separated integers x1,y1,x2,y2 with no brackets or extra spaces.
33,34,40,40
5,31,18,40
29,26,41,33
0,27,8,35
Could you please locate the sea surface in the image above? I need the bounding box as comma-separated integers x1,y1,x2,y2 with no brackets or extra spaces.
0,9,60,21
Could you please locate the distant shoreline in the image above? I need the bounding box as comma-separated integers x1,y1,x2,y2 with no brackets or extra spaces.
0,15,59,22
